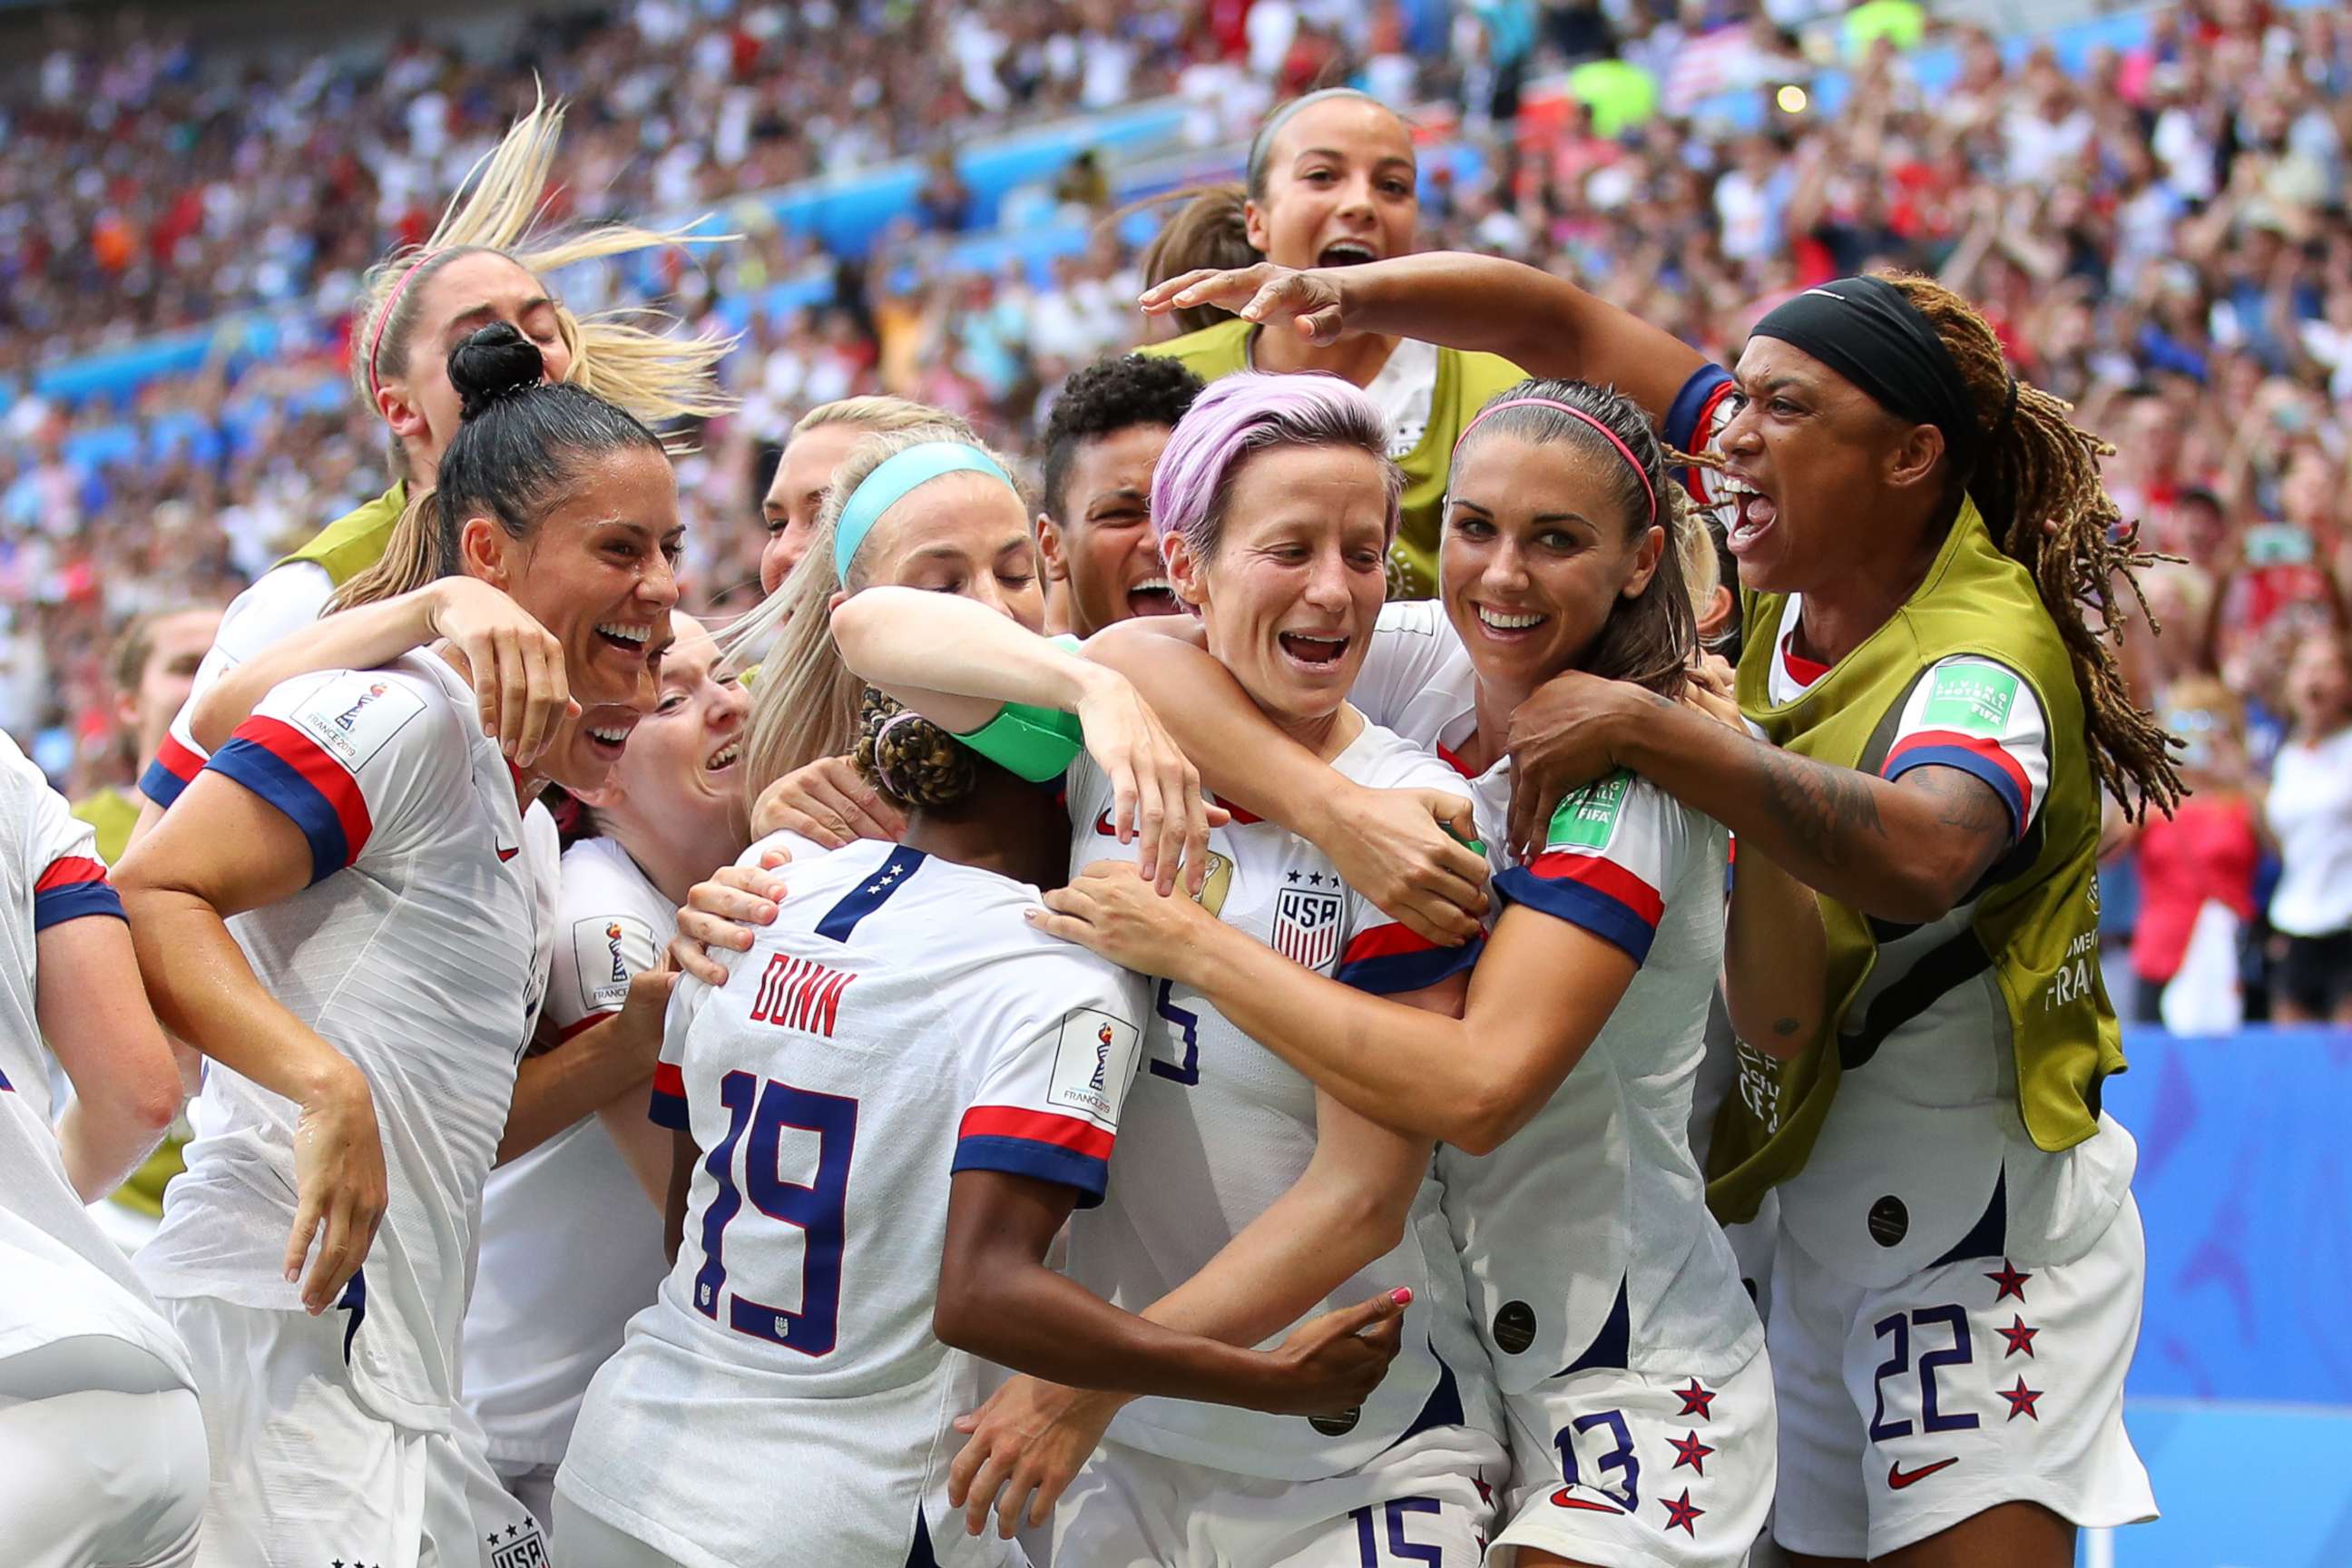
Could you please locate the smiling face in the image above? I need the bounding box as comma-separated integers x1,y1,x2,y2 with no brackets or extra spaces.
1245,96,1419,273
761,419,868,595
1039,423,1181,638
851,471,1045,632
1440,434,1663,706
596,613,750,831
1169,442,1389,727
465,443,681,720
382,251,572,481
1713,336,1942,595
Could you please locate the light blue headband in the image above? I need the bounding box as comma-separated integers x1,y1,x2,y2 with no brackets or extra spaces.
832,442,1018,579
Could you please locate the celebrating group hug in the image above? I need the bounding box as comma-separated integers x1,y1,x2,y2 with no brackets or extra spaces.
3,86,2169,1568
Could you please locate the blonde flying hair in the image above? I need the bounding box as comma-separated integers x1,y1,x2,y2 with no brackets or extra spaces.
727,416,1020,808
332,92,737,612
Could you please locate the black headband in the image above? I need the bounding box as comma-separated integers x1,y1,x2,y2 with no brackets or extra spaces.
1750,277,1983,465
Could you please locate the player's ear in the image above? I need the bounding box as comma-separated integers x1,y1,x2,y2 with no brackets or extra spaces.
459,515,516,591
1163,531,1206,610
1036,513,1071,584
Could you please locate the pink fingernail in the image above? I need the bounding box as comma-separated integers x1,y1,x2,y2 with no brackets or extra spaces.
1390,1288,1413,1306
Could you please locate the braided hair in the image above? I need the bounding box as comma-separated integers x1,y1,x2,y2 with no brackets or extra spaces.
1877,273,2181,819
853,690,983,814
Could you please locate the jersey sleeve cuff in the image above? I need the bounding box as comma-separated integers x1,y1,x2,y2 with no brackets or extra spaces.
1662,364,1736,503
955,1106,1115,1207
33,857,124,930
209,717,375,885
1883,731,2030,840
648,1061,690,1130
1334,922,1485,994
139,734,209,810
1494,855,1662,965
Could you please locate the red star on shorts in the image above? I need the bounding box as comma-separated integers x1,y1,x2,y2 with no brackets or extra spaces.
1985,1259,2033,1303
1672,1377,1718,1419
1660,1488,1706,1535
1669,1429,1715,1475
1997,1314,2040,1358
1474,1473,1494,1506
2000,1376,2044,1421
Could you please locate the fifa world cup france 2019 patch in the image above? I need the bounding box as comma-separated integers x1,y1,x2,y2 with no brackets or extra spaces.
289,672,428,775
573,913,660,1012
1048,1007,1141,1130
1919,662,2020,736
1548,769,1633,851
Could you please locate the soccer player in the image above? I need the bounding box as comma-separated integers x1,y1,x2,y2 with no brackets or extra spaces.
113,327,675,1568
554,691,1406,1568
1034,353,1205,637
0,733,206,1568
462,613,750,1536
1152,255,2169,1563
74,606,223,865
1139,89,1525,598
833,375,1508,1563
134,93,729,830
757,396,974,597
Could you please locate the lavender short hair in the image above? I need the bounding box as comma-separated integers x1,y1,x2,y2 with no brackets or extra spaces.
1149,372,1402,566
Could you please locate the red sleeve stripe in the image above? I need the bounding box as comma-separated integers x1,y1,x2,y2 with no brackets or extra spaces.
1340,921,1446,965
1526,850,1665,927
1680,379,1739,504
233,716,373,861
958,1104,1114,1161
653,1062,685,1099
34,856,108,893
153,733,205,783
1885,729,2033,819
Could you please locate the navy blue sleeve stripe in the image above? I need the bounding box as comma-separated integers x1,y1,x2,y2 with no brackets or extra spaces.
32,881,126,931
648,1090,691,1131
208,740,349,885
1663,363,1736,455
1493,867,1656,965
953,1135,1111,1209
1335,934,1485,995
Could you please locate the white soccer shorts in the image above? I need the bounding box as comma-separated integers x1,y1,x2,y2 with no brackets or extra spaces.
0,1337,206,1568
1769,1194,2160,1559
162,1294,549,1568
1487,1345,1776,1568
1054,1425,1505,1567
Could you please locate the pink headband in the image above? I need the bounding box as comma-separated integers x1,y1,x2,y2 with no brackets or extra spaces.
1456,397,1657,525
364,250,442,402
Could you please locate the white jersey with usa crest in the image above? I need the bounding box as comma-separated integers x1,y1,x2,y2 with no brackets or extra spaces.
1062,719,1501,1483
0,733,196,1386
463,835,671,1471
556,837,1147,1568
138,652,558,1435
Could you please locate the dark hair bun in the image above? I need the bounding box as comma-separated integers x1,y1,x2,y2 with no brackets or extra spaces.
447,322,546,422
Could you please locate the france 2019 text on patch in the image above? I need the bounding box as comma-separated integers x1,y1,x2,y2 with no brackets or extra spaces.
1919,662,2020,736
1047,1006,1141,1131
1549,770,1633,851
289,674,428,775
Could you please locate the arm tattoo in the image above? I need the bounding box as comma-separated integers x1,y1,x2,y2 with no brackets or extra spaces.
1751,744,1888,869
1898,765,2013,881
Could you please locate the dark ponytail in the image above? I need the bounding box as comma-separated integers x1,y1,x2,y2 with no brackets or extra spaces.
1134,185,1259,336
1453,378,1699,700
431,323,668,575
854,690,1009,816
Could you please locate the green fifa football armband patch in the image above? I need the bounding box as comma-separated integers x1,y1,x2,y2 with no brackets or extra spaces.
1919,662,2019,736
955,701,1083,782
1545,769,1632,851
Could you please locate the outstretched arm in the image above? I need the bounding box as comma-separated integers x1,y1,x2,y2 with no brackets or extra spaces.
1140,254,1711,426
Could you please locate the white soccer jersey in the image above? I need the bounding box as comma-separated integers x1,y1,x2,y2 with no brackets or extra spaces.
1757,594,2133,1288
138,652,558,1434
559,837,1149,1568
463,835,671,1471
1062,720,1498,1481
139,559,335,808
1350,603,1762,1388
0,735,194,1386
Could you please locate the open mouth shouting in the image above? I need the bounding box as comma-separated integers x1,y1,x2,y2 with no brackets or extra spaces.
1125,575,1183,618
1277,630,1351,672
1468,602,1551,643
1717,472,1779,558
1317,239,1379,269
704,737,742,775
581,707,643,762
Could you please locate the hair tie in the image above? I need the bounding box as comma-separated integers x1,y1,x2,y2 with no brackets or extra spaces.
365,250,444,403
871,709,929,799
833,442,1018,580
1455,397,1658,525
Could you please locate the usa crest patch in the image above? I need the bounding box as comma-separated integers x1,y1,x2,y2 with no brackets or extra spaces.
1273,887,1344,969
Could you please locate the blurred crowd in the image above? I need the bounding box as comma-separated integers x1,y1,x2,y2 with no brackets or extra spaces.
5,0,2349,1024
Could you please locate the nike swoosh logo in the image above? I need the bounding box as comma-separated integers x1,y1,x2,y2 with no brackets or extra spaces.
1549,1489,1627,1514
496,846,521,862
1887,1456,1959,1490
